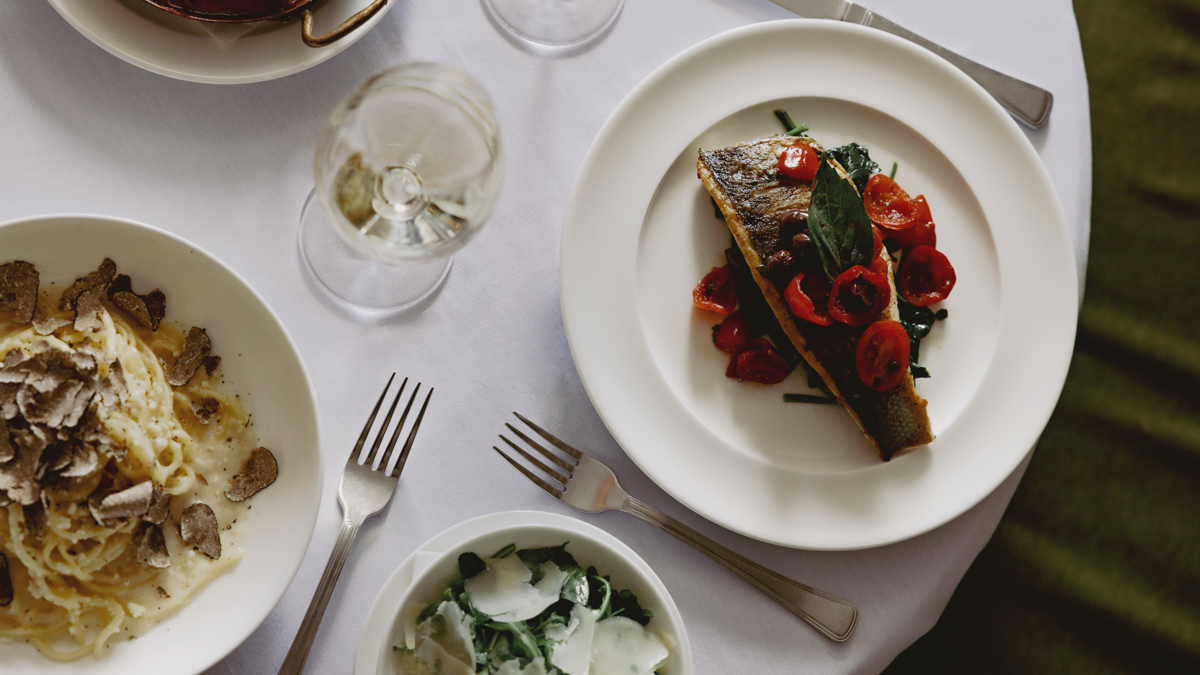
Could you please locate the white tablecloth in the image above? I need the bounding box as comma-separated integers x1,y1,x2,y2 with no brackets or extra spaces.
0,0,1090,672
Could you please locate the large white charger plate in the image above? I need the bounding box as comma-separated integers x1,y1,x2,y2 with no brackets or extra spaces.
48,0,395,84
560,20,1078,551
354,510,693,675
0,215,322,673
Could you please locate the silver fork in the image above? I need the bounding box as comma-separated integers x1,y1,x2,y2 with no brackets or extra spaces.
279,374,433,674
495,413,859,643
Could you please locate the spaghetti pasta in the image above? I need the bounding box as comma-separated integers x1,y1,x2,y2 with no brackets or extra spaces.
0,277,259,660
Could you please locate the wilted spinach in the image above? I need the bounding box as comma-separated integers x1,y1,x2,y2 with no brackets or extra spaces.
826,143,880,194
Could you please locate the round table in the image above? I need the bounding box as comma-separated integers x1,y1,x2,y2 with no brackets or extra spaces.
0,0,1090,672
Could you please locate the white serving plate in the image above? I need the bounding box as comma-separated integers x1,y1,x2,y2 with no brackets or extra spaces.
48,0,395,84
559,20,1078,550
0,214,322,673
354,510,693,675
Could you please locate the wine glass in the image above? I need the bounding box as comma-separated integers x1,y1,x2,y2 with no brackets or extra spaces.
482,0,625,55
299,62,504,315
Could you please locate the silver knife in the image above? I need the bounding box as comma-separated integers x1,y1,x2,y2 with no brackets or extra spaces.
769,0,1053,129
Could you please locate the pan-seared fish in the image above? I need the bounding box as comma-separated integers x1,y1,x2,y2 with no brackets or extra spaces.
698,136,934,460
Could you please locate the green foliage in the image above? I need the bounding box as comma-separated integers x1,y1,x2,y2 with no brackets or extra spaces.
807,156,875,282
827,143,881,193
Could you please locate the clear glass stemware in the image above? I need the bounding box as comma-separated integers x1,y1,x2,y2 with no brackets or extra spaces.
482,0,625,55
299,62,504,315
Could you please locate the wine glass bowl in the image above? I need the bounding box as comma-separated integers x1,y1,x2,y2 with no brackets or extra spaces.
482,0,625,56
300,62,503,314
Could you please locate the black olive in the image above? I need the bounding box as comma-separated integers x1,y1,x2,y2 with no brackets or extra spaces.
778,209,809,239
765,250,797,284
791,232,813,261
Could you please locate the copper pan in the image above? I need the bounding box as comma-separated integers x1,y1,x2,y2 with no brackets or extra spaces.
141,0,390,48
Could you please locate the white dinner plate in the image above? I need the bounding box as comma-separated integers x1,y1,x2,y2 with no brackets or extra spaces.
0,215,322,672
560,20,1078,550
354,510,693,675
48,0,395,84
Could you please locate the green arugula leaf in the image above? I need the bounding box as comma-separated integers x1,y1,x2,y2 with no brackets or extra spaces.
458,551,486,580
608,589,654,627
517,544,578,584
491,544,516,559
827,143,880,194
807,156,875,282
559,566,590,605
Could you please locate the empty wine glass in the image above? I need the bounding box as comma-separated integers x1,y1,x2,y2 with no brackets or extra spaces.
482,0,624,55
299,62,504,315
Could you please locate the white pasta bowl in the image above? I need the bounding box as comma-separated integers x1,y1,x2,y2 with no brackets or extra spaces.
0,214,322,674
371,510,693,675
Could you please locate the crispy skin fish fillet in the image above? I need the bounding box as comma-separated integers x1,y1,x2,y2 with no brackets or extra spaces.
698,136,934,460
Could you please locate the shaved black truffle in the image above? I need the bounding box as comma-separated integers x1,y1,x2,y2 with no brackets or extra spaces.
0,552,12,607
0,261,39,325
225,447,278,502
166,327,211,387
137,524,171,569
23,500,47,538
32,315,71,336
88,481,154,525
108,275,167,331
144,484,170,525
191,396,219,424
180,502,221,559
60,258,116,311
0,416,12,463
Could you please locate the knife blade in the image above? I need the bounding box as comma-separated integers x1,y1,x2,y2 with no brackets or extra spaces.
768,0,1053,129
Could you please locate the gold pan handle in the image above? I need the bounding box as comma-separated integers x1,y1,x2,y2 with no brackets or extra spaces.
302,0,389,48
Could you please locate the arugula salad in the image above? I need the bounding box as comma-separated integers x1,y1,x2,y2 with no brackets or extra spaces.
396,543,672,675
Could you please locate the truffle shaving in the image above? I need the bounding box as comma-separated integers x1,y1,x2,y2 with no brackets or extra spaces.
23,500,47,538
144,484,170,525
0,552,12,607
2,344,97,429
88,481,154,525
108,275,167,331
0,261,38,325
166,327,211,387
137,524,171,569
60,258,116,311
225,447,278,502
0,425,50,505
32,315,71,336
99,360,129,407
180,502,221,559
191,396,219,424
0,416,12,463
73,285,106,332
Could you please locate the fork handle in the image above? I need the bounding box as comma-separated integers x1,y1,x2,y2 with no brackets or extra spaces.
278,520,361,674
622,498,859,642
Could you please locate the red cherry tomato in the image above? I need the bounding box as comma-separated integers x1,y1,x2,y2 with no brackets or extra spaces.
783,271,833,326
828,265,891,325
872,226,884,259
887,195,937,251
897,245,956,306
713,311,751,353
734,338,790,384
776,144,820,182
863,174,918,230
693,265,738,315
855,320,911,391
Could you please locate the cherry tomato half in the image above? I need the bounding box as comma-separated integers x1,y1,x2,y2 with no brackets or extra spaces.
693,265,738,315
783,271,833,326
897,245,956,306
776,144,820,182
713,311,751,353
828,265,891,325
863,174,918,231
886,195,937,251
855,320,911,391
734,338,790,384
869,249,890,276
872,226,884,259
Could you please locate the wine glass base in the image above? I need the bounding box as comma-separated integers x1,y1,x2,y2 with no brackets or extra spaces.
482,0,624,56
298,190,452,317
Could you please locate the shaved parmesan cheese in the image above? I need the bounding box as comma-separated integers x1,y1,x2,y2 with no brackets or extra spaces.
547,603,596,675
411,601,475,675
465,556,569,622
403,602,426,650
494,657,550,675
589,617,670,675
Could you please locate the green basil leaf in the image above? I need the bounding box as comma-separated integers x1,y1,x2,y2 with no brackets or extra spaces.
807,156,874,282
827,143,880,194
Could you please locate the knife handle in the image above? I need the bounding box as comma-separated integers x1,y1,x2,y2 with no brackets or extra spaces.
864,14,1053,129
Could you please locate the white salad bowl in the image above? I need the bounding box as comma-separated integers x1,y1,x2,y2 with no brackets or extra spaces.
361,510,693,675
0,214,322,674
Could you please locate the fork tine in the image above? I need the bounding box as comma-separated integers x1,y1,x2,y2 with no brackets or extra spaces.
390,387,433,478
513,412,583,460
504,423,575,473
493,446,564,498
350,373,396,462
364,378,407,467
379,382,421,474
500,434,570,484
